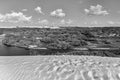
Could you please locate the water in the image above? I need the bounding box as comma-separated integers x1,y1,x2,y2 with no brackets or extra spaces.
0,44,72,56
0,45,30,56
0,44,74,56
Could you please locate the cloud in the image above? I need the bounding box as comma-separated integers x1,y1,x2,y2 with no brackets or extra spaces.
61,19,73,24
107,21,120,25
61,19,65,23
108,21,115,25
38,19,49,24
84,4,109,16
50,9,66,17
91,21,98,25
22,9,27,11
34,6,44,14
0,12,32,23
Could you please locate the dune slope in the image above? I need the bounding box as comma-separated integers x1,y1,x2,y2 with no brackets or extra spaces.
0,56,120,80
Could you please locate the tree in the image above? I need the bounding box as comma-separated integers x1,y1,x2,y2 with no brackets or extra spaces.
46,41,73,50
40,37,55,44
81,30,94,38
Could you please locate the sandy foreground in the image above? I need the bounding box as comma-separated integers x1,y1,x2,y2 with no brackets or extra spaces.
0,55,120,80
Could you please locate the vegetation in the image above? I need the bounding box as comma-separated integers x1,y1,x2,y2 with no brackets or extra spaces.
2,27,120,57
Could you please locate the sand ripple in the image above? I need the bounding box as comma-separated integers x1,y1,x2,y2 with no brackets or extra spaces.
0,56,120,80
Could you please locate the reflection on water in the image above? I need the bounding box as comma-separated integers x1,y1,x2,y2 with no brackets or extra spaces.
0,45,72,56
0,45,30,56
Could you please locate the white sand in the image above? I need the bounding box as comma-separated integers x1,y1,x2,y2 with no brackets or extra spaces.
0,55,120,80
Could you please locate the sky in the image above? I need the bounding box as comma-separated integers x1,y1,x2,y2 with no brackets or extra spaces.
0,0,120,27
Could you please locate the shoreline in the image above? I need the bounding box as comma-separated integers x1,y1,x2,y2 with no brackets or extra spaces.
3,42,120,51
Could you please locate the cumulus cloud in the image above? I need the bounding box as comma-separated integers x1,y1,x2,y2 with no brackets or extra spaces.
0,12,32,23
38,19,49,24
35,6,44,14
22,9,27,11
50,9,66,17
61,19,73,24
84,4,109,16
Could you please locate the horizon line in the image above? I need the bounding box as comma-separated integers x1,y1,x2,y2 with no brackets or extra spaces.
0,25,120,28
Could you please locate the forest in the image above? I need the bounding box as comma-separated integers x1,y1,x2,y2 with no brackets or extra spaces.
2,27,120,57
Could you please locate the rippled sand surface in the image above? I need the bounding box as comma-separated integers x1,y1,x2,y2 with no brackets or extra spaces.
0,55,120,80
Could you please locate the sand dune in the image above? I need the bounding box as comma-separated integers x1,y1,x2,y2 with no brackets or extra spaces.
0,55,120,80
